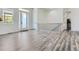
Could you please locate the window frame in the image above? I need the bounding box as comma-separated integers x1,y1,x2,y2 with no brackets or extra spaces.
3,10,13,24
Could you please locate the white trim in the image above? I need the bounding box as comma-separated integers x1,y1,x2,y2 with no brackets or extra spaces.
19,8,30,12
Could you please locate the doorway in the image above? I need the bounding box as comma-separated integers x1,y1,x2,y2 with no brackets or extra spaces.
67,19,71,31
19,11,29,31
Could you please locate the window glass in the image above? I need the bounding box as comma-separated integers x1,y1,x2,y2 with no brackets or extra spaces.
4,13,13,23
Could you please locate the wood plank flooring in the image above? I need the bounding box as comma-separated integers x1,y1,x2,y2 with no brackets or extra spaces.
0,30,79,51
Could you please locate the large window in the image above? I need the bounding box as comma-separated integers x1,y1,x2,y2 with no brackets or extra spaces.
3,10,13,23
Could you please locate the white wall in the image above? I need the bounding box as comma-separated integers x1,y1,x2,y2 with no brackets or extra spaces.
0,8,33,35
0,8,19,35
47,8,63,23
37,8,63,31
37,8,79,31
71,8,79,31
38,9,48,23
38,8,63,24
32,8,38,29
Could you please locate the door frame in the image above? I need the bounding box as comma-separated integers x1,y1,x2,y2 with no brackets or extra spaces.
19,9,30,31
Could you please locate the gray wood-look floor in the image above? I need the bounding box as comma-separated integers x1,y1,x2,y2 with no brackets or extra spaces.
0,30,79,51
